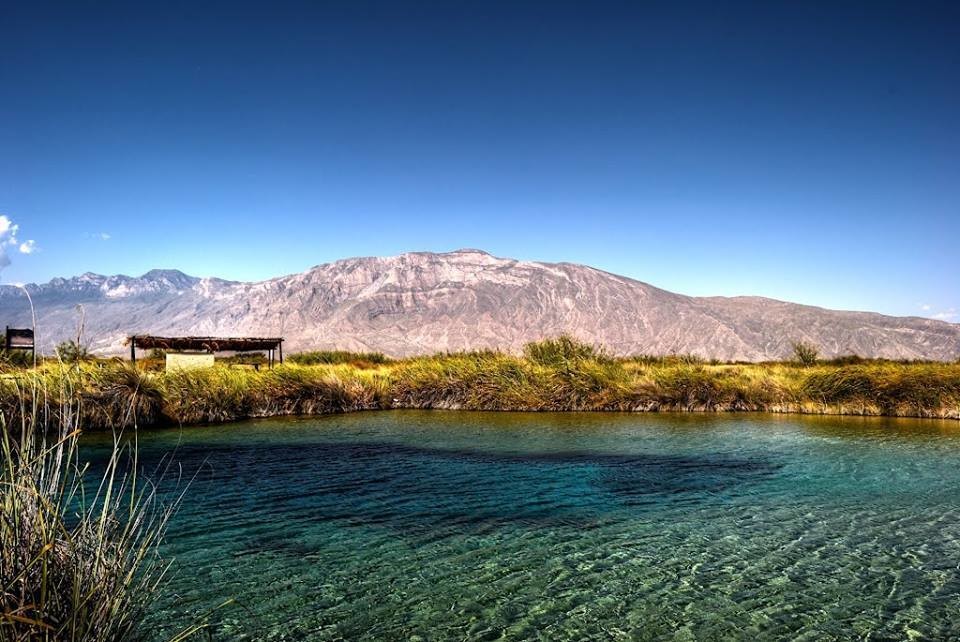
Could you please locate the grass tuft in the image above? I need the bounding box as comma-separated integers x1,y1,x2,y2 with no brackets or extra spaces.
1,379,178,640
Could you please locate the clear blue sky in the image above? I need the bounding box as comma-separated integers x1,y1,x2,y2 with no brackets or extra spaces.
1,1,957,320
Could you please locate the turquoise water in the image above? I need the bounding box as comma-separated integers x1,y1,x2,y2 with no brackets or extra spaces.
83,411,960,640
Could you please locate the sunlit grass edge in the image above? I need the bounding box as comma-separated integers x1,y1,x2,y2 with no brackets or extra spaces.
2,337,959,431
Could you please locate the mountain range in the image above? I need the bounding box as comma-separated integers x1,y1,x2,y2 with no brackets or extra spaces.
1,249,957,361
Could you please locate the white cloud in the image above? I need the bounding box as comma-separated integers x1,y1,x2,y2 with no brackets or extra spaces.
84,231,111,241
932,309,957,321
99,232,111,240
0,216,15,237
920,304,931,311
0,214,33,273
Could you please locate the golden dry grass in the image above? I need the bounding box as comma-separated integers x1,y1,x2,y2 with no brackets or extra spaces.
2,340,959,433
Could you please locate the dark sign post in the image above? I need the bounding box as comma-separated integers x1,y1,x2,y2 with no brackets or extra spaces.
4,326,36,365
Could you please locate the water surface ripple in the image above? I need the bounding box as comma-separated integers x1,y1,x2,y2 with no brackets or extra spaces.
81,411,960,640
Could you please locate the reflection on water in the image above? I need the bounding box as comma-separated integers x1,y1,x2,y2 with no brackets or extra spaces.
81,411,960,640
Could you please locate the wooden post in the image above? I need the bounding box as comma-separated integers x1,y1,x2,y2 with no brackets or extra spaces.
278,340,283,364
130,337,136,365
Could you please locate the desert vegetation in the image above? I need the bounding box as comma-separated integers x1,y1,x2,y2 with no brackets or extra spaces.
287,350,392,367
791,341,820,366
0,384,180,640
1,338,959,432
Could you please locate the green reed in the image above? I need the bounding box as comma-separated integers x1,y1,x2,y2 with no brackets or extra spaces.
0,373,179,641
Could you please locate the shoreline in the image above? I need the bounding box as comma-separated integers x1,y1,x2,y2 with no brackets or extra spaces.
189,401,960,425
3,351,959,431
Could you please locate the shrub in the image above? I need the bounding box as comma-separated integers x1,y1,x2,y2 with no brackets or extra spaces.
792,341,819,366
55,339,90,364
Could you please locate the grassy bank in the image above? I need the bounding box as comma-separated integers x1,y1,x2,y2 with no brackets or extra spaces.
2,339,959,431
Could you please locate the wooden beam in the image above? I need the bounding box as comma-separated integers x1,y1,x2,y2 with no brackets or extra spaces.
126,335,283,352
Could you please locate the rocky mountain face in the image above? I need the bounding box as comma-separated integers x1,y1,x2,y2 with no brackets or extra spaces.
1,249,958,361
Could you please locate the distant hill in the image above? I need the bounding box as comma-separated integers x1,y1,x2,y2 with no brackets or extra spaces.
1,249,958,361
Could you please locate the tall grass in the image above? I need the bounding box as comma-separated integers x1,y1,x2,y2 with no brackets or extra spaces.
161,364,388,424
287,350,391,367
801,363,960,417
2,339,959,428
0,363,164,435
1,383,178,640
523,335,609,367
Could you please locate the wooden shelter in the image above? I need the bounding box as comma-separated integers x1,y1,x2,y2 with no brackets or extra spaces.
127,335,284,367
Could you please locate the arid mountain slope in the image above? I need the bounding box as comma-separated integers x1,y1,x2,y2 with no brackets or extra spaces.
1,249,957,360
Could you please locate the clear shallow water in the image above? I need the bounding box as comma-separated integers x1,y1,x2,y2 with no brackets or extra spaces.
82,411,960,640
